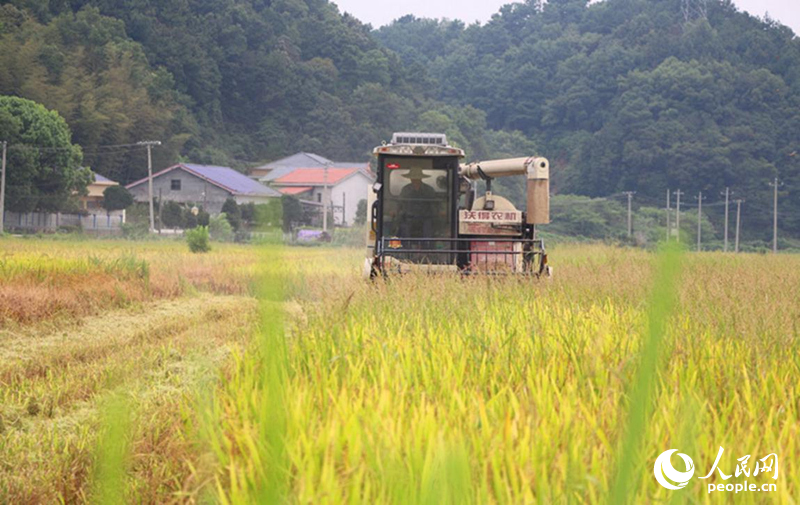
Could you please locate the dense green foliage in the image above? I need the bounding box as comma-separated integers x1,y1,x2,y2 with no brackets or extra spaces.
221,197,242,231
281,195,304,232
0,6,191,183
0,0,524,182
185,225,210,252
101,184,133,212
0,95,88,211
376,0,800,240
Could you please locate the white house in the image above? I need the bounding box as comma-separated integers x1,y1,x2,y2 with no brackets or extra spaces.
270,167,374,226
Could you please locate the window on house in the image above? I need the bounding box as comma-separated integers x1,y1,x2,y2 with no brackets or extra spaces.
171,179,181,191
317,193,321,202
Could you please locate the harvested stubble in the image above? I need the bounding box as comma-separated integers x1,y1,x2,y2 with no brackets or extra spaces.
0,240,259,326
0,293,256,503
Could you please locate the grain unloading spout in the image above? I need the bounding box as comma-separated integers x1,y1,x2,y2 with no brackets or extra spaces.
460,156,550,224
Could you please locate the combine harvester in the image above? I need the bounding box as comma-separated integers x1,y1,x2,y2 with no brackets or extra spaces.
364,132,551,277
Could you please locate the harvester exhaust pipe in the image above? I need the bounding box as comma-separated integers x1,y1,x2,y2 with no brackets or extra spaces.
460,156,550,224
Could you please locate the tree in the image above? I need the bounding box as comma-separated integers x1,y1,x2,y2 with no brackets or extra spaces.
0,96,89,212
221,197,242,230
281,195,304,232
101,185,133,212
240,202,256,226
355,199,367,225
161,201,185,229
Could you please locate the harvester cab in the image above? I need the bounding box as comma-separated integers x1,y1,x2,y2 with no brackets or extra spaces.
365,132,551,277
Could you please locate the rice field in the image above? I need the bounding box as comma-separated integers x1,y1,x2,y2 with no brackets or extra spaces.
0,238,798,503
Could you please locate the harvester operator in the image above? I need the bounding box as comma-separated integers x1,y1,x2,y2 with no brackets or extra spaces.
397,166,442,240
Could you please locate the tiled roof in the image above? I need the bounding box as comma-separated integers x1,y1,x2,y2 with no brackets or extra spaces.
127,164,281,197
272,168,360,185
278,186,313,195
254,152,370,182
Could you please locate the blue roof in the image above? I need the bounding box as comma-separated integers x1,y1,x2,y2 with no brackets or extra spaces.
93,172,115,183
127,163,281,197
182,164,281,196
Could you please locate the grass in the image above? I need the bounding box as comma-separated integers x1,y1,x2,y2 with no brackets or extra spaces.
0,237,798,502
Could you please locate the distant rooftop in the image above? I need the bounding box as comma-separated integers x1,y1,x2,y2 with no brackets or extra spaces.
272,168,363,186
127,163,281,197
92,172,116,184
253,152,370,181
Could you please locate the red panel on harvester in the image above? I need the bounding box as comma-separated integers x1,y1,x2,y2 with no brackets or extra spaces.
470,241,521,272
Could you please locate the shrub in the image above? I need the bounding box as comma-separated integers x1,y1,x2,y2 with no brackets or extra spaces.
253,200,282,230
209,213,234,242
186,226,211,253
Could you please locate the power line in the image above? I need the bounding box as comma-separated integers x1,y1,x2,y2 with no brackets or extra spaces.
7,142,150,152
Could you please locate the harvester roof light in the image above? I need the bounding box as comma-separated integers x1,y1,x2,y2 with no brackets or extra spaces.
391,132,447,146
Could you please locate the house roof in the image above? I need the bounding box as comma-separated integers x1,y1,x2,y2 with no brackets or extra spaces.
278,186,313,195
272,167,365,186
254,152,371,182
92,173,116,184
253,152,331,171
126,163,281,197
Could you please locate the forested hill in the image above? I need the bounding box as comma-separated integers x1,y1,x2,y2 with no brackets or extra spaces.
0,0,465,183
376,0,800,239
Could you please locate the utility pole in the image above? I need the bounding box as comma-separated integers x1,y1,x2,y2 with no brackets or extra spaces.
0,141,6,235
157,188,163,233
322,163,329,233
666,189,671,242
695,191,705,252
623,191,635,239
734,198,744,253
768,177,783,253
721,187,730,252
137,141,161,233
674,189,684,242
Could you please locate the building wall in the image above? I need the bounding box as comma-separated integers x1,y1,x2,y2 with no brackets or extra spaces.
332,173,372,226
293,173,372,226
128,169,233,214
